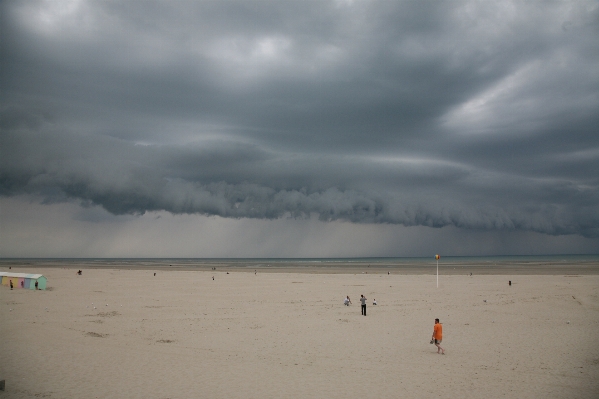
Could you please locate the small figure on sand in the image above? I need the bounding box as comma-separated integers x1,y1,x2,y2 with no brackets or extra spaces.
77,270,82,275
373,299,377,305
360,295,367,316
212,276,214,280
35,281,38,290
10,280,13,290
344,296,352,306
431,318,445,354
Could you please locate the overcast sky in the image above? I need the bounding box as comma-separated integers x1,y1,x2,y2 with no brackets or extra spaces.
1,0,598,258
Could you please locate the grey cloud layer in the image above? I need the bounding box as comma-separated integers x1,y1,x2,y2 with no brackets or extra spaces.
1,0,598,237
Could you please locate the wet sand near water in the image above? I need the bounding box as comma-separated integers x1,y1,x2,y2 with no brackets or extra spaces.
2,258,598,275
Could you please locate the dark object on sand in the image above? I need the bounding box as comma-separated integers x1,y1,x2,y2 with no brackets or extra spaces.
509,280,511,286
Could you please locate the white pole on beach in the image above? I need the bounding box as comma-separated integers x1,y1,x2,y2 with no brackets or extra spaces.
435,254,440,288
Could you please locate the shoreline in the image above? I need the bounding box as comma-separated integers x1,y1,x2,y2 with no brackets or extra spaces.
1,259,598,275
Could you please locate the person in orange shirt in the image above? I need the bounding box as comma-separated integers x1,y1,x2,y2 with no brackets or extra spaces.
431,318,445,354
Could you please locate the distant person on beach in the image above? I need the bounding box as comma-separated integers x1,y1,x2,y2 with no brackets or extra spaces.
360,295,367,316
10,280,13,290
21,280,24,288
344,296,352,306
77,270,82,275
35,281,38,290
431,318,445,354
373,299,377,305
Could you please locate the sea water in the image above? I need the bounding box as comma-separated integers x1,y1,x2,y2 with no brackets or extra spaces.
1,254,597,269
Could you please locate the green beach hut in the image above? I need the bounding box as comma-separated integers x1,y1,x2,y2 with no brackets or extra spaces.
0,272,47,290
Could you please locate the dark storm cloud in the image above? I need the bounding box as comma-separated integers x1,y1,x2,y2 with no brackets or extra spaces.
1,0,598,237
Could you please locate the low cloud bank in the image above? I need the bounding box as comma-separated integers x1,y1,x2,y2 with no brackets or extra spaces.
2,132,597,238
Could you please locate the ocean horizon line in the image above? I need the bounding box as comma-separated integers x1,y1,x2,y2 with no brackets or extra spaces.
1,254,597,263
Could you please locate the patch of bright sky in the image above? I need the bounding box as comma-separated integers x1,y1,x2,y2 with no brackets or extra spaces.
16,0,91,37
207,34,345,86
363,155,468,171
555,147,599,162
207,35,292,81
441,61,541,135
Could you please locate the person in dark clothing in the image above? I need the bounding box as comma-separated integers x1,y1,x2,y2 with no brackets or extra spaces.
360,295,367,316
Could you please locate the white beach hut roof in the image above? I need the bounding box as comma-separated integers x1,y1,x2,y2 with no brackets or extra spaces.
0,272,45,279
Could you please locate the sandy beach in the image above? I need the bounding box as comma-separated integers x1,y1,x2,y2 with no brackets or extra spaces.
1,264,598,399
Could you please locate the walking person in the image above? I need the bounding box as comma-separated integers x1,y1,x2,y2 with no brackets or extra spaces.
10,280,13,290
360,295,367,316
431,318,445,354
